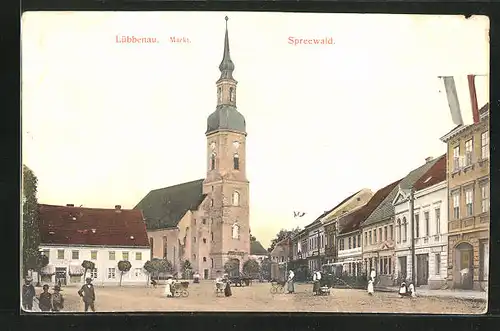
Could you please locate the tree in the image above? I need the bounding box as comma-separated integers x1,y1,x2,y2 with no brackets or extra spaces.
242,258,260,277
117,260,132,286
27,252,49,287
259,257,272,281
181,260,192,279
22,165,41,277
81,260,95,279
143,258,173,285
224,259,240,276
143,260,156,285
268,227,301,252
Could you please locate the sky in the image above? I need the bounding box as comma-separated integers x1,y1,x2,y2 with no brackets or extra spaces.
21,12,489,248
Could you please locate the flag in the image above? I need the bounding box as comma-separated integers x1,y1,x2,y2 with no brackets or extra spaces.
293,211,306,218
440,75,488,126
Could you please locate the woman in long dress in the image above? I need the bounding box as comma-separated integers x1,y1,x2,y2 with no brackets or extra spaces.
287,270,295,294
367,279,374,295
223,275,232,297
164,276,173,297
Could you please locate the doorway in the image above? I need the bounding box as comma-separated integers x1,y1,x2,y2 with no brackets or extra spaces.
416,254,429,286
203,269,209,280
398,256,407,281
455,242,474,289
55,267,67,285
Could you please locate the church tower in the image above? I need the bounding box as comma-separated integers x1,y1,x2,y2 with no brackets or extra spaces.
203,16,250,274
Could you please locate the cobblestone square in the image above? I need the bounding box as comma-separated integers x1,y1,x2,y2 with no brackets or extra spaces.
42,282,486,314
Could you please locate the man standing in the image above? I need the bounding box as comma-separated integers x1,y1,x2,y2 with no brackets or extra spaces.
22,277,36,311
78,277,96,312
38,284,53,312
287,269,295,294
312,270,321,295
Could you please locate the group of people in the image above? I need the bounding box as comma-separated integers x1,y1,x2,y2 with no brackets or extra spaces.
366,268,416,298
215,272,232,297
22,277,65,312
164,275,179,297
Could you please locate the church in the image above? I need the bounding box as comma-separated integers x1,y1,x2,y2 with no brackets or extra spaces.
134,17,250,280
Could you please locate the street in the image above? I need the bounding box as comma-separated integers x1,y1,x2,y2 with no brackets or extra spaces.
27,281,486,314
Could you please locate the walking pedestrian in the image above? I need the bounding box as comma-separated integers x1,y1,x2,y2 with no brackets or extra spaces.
164,276,174,297
223,274,232,297
51,285,64,312
38,284,53,312
408,282,416,298
367,278,374,296
287,269,295,294
77,277,96,312
398,282,408,298
312,270,321,295
22,277,36,311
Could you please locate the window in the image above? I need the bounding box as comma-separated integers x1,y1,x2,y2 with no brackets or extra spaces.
364,232,368,246
369,231,372,245
379,258,383,274
229,87,234,102
109,251,116,260
415,214,420,238
357,234,361,247
465,139,473,166
435,208,441,234
218,87,222,103
453,146,460,171
210,153,216,170
72,250,79,260
339,238,344,250
193,237,197,243
465,188,473,216
379,228,382,242
134,268,142,277
384,226,388,241
163,236,168,258
481,184,490,213
91,268,97,278
424,211,429,237
193,254,197,260
211,199,214,207
203,238,207,244
481,131,489,159
352,236,356,248
202,219,206,224
211,258,214,268
348,237,352,249
397,219,401,243
233,153,240,170
373,229,377,243
232,191,240,206
57,249,64,259
203,257,207,262
42,249,50,259
149,238,153,258
136,252,142,260
452,192,460,219
232,223,240,239
402,217,407,242
388,258,392,275
435,254,441,275
107,268,116,279
389,225,393,240
91,250,97,260
211,232,214,241
122,252,129,261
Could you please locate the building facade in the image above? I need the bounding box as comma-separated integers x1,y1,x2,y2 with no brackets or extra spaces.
393,155,448,289
440,104,489,290
37,204,151,286
135,17,250,279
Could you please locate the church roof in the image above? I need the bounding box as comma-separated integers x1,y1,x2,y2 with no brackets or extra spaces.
38,204,150,247
363,158,441,227
206,105,246,134
250,241,268,255
134,179,206,230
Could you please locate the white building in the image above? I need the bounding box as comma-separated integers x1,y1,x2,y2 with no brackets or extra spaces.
37,204,151,286
393,155,448,289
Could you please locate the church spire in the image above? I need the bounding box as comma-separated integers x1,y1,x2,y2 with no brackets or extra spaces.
218,16,235,80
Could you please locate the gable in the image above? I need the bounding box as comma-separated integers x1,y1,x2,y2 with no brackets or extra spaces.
392,191,407,206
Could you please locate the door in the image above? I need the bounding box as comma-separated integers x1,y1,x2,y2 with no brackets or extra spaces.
416,254,429,286
460,249,473,289
203,269,209,280
55,267,67,285
398,256,407,281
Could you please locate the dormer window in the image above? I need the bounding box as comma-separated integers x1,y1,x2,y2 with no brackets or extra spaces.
233,153,239,170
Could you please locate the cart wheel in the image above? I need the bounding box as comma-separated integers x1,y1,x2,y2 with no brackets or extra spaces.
174,290,181,297
270,286,277,294
181,290,189,297
278,286,285,294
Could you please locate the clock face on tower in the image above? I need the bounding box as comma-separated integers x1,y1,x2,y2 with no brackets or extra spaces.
210,142,216,150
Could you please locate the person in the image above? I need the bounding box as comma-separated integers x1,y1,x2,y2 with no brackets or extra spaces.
38,284,53,312
193,271,200,284
52,285,64,312
370,268,376,282
165,276,174,297
408,282,416,298
22,277,36,311
398,282,408,298
223,274,232,297
78,277,96,312
367,278,374,296
287,269,295,294
312,270,321,295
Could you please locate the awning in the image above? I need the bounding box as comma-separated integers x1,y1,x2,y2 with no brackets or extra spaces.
40,265,55,275
69,264,84,274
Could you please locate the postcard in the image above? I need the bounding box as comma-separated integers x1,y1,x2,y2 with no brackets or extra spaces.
21,11,489,313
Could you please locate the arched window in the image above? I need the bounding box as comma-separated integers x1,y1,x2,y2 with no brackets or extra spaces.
233,153,240,170
210,153,216,170
232,223,240,239
402,217,408,242
203,257,207,262
232,191,240,206
229,87,234,102
397,219,401,243
218,87,222,103
210,199,214,207
193,254,196,260
211,232,214,241
211,258,214,268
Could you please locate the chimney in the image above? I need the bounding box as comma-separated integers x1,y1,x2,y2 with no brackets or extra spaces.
66,204,74,207
425,157,433,163
115,205,122,213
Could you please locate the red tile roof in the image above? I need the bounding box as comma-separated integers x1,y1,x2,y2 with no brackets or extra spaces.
413,154,446,191
38,204,150,247
338,179,402,235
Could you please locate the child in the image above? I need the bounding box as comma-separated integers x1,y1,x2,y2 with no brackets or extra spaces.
38,284,53,312
52,285,64,312
399,282,407,298
408,282,416,298
367,279,374,296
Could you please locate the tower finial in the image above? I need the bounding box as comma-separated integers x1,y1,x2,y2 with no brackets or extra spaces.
219,16,234,80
